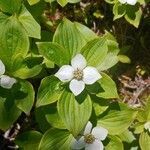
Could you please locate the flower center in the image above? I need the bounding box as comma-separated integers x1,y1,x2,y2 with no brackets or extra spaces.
84,134,95,144
73,69,83,80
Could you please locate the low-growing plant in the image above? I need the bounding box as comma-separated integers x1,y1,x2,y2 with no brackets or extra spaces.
0,0,149,150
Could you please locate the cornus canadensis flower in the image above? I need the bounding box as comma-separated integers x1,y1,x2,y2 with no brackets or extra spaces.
144,122,150,132
55,54,101,96
71,121,108,150
118,0,137,5
0,60,16,89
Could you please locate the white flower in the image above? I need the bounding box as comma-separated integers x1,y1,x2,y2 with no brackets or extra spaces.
0,60,16,89
55,54,101,96
71,121,108,150
118,0,137,5
144,122,150,132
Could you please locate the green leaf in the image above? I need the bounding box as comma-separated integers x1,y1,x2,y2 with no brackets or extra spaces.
38,128,73,150
97,73,119,99
53,18,86,59
37,42,70,66
81,38,108,67
36,76,63,107
44,58,54,68
18,5,41,39
105,0,116,4
117,130,135,143
15,131,42,150
12,54,43,79
46,114,66,129
113,2,126,20
35,105,52,132
97,32,119,71
139,131,150,150
45,0,80,5
15,80,35,114
92,96,109,116
25,0,45,20
106,136,124,150
0,12,9,22
97,53,118,71
96,33,119,71
45,106,66,129
97,103,138,135
0,81,34,130
58,91,92,137
74,22,98,42
137,96,150,123
134,122,144,134
0,0,21,14
125,4,142,28
57,0,68,6
99,53,118,71
27,0,40,5
0,89,21,131
0,14,29,70
45,0,56,3
68,0,80,3
118,54,131,63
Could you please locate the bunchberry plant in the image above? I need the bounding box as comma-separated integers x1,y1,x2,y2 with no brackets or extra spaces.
0,0,149,150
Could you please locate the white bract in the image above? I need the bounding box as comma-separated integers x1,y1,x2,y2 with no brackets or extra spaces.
55,54,101,96
144,122,150,132
119,0,137,5
71,121,108,150
0,60,16,89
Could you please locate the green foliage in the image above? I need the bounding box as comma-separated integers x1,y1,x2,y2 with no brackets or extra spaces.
38,128,73,150
53,18,87,58
124,4,142,28
58,91,92,137
0,14,29,69
37,42,70,66
11,55,43,79
35,105,52,132
81,38,108,67
46,106,66,129
118,55,131,64
0,0,21,14
0,97,21,131
0,0,149,149
0,80,34,130
74,22,98,41
15,80,35,114
113,2,142,27
118,130,135,143
36,76,63,107
15,131,42,150
139,131,150,150
18,5,41,39
98,103,138,135
97,72,119,99
106,136,124,150
27,0,40,5
113,2,126,20
45,0,80,6
136,97,150,123
97,33,120,71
